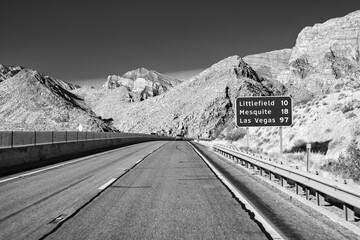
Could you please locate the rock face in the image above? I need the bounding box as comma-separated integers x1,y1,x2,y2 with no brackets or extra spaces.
0,65,25,82
0,64,80,91
103,67,182,101
0,68,116,131
276,10,360,103
243,49,292,80
92,56,286,138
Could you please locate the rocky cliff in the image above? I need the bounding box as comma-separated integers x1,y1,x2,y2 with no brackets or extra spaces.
243,49,292,80
276,10,360,103
103,67,182,102
0,68,115,131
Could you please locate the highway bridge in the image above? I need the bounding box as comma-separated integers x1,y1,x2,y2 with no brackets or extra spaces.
0,140,358,240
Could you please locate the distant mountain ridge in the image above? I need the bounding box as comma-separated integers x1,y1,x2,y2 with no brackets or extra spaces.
0,67,115,131
0,64,81,91
103,67,182,102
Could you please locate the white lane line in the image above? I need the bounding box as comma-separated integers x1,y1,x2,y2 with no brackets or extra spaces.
0,142,164,184
98,178,117,190
188,142,284,240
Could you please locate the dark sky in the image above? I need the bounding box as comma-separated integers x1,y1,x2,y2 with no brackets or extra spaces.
1,0,359,88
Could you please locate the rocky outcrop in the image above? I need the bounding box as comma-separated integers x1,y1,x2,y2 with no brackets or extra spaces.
276,10,360,103
103,67,182,101
0,69,116,131
0,65,25,82
243,49,292,80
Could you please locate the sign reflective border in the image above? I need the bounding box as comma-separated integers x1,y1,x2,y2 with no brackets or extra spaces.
235,96,292,127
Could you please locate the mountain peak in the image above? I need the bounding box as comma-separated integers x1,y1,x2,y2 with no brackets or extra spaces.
102,68,182,101
0,68,116,131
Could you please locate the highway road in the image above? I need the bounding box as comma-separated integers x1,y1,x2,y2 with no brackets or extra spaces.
0,141,358,240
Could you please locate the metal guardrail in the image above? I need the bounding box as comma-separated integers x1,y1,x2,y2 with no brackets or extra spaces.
214,144,360,222
0,131,173,148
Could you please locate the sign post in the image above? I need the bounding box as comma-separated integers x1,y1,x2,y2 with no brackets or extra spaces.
246,127,249,153
235,96,293,156
280,126,283,159
306,143,311,172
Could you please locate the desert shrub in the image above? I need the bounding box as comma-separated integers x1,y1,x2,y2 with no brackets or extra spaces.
289,133,295,141
353,125,360,136
338,93,347,100
286,139,331,154
333,103,342,111
340,99,360,113
325,128,332,133
284,139,306,153
345,112,357,119
224,128,247,141
323,139,360,182
322,101,328,105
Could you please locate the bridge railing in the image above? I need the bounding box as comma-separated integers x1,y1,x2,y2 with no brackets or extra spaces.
213,144,360,222
0,131,171,148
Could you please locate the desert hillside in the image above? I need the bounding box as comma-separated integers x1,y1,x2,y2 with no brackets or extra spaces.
0,67,116,131
87,56,285,137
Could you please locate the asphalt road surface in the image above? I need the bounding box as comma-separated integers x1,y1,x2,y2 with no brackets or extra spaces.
1,141,356,240
0,141,167,240
0,141,269,240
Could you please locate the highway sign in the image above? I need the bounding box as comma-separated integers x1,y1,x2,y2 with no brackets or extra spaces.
235,96,292,127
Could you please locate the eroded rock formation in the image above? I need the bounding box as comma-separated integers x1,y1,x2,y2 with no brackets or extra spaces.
103,67,182,101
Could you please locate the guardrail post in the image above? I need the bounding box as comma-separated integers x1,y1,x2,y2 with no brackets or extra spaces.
306,143,311,172
270,172,275,181
316,191,325,206
280,176,287,187
295,182,302,195
344,204,355,221
11,131,14,148
305,187,311,200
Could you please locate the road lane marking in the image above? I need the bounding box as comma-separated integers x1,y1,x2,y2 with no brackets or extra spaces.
188,142,284,240
98,178,117,190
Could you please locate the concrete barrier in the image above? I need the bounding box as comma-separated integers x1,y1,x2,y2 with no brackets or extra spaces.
0,136,174,177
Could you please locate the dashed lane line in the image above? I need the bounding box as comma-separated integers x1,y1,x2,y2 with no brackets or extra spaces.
98,178,117,190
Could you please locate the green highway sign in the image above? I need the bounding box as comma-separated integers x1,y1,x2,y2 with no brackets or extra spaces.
235,96,292,127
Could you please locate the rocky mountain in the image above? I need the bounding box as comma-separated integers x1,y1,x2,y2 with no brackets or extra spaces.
90,56,285,138
102,67,182,102
218,10,360,159
0,68,116,131
0,64,80,91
